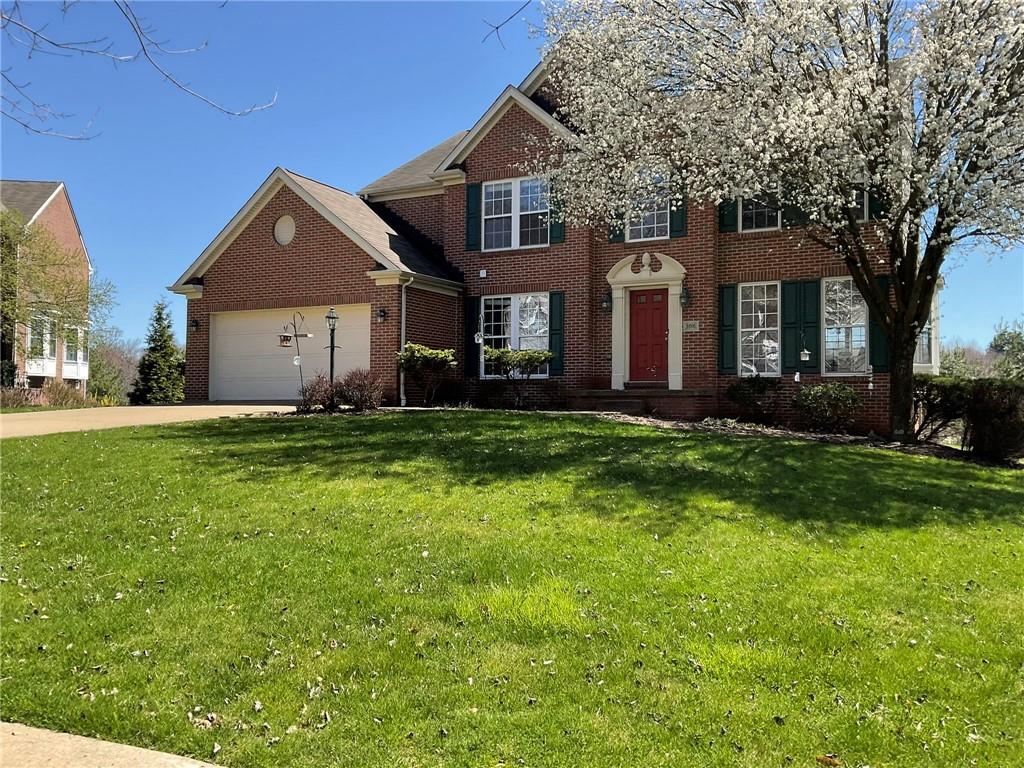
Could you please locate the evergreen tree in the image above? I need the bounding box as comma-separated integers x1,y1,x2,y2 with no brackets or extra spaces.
129,300,184,404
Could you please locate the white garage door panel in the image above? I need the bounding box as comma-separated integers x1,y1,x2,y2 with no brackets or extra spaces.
210,305,370,401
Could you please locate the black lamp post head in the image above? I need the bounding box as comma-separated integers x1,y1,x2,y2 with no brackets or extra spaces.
325,306,338,331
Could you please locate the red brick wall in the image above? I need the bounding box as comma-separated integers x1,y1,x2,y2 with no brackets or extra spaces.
402,287,461,404
183,184,402,402
379,195,446,249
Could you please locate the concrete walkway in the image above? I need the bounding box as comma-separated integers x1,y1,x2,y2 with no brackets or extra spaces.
0,404,294,439
0,722,217,767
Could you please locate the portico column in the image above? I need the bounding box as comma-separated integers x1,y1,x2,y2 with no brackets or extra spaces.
610,286,628,390
667,284,683,390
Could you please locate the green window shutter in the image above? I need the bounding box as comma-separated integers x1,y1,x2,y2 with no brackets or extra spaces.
669,197,688,238
782,202,809,228
868,186,886,220
548,291,565,375
718,199,738,233
869,276,891,372
464,296,480,378
719,284,738,374
465,183,481,251
799,279,820,373
781,281,801,373
548,196,565,244
608,219,624,243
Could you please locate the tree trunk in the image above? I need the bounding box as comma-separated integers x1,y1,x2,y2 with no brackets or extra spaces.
889,335,918,442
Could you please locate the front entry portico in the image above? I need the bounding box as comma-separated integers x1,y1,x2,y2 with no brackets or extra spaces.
606,252,687,390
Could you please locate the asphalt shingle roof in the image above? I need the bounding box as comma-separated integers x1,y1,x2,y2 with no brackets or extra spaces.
0,180,62,221
283,170,459,282
358,131,469,196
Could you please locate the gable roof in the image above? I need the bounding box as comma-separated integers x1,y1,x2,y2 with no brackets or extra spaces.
432,85,571,175
358,131,469,197
0,180,63,223
169,167,460,294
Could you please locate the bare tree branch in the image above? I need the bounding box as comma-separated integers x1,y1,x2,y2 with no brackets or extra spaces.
482,0,531,48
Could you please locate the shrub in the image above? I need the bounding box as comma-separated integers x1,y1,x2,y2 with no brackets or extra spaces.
962,378,1024,461
0,387,39,409
792,382,861,432
725,376,783,424
338,368,384,412
41,379,86,408
912,375,971,443
483,347,554,408
396,343,456,405
296,372,339,414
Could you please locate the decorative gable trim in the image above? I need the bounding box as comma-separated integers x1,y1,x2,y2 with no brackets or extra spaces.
431,86,570,175
169,168,400,295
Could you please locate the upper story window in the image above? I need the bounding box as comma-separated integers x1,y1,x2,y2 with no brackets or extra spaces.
849,185,870,222
64,329,79,362
480,293,550,378
28,316,46,358
482,177,549,251
627,197,670,242
740,194,781,232
823,277,869,374
738,282,780,376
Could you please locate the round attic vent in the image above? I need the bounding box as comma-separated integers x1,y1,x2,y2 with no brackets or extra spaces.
274,215,296,246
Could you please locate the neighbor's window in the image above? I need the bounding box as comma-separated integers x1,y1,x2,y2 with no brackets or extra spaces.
47,320,57,359
627,196,670,242
482,177,549,251
740,193,781,232
823,277,868,374
480,293,550,377
28,316,45,358
738,282,780,376
64,328,79,362
915,323,933,365
81,330,89,363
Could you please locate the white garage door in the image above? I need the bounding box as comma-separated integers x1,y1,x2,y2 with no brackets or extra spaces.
209,305,370,401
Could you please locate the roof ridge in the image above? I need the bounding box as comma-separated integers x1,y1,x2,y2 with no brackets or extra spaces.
281,168,356,198
0,179,63,184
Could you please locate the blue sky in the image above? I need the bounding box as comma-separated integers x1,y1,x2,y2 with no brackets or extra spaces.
2,1,1021,346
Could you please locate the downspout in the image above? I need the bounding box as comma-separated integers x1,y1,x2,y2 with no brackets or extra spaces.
400,276,410,406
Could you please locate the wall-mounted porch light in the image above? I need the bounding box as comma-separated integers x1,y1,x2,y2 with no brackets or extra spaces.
189,317,201,332
599,292,613,311
679,287,692,308
376,308,389,323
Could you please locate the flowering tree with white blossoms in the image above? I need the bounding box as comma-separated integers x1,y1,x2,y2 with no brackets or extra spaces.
538,0,1024,440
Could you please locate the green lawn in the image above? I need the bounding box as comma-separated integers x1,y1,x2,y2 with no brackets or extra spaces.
1,412,1021,767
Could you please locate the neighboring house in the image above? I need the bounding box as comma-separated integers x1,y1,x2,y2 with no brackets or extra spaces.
170,61,939,433
0,180,92,392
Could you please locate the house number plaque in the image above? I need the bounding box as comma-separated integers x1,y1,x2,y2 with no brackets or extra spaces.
682,321,700,332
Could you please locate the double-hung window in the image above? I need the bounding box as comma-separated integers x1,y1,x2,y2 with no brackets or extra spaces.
482,177,549,251
627,198,670,242
823,277,868,374
28,316,45,358
64,328,79,363
740,193,781,232
849,185,869,222
47,320,57,359
480,293,550,377
738,282,780,375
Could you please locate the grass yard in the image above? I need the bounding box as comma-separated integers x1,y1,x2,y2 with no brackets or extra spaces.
1,411,1022,767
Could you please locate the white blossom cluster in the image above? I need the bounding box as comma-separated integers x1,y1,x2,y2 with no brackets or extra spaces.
538,0,1024,256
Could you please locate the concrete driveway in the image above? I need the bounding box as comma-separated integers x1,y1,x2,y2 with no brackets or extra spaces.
0,404,294,439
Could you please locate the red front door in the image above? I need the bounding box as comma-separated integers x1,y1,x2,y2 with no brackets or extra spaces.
629,288,668,382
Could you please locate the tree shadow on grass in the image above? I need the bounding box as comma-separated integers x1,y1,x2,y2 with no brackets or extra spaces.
152,411,1024,535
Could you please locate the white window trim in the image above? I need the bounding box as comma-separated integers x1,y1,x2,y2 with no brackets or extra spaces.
27,316,57,360
851,184,870,223
737,281,782,378
479,292,551,380
481,176,550,252
737,195,782,233
821,276,870,377
64,327,87,364
625,199,671,243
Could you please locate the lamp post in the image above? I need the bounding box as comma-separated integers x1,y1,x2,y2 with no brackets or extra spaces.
325,307,338,382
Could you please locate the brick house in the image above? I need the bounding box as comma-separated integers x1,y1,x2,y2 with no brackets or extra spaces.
170,61,939,433
1,180,92,392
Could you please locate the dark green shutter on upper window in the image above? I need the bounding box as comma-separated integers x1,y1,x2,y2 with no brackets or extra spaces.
548,195,565,244
718,199,738,233
869,276,891,372
719,284,738,374
465,183,481,251
608,219,624,243
464,296,480,378
868,187,886,220
781,280,820,374
782,202,810,228
548,291,565,375
669,197,688,238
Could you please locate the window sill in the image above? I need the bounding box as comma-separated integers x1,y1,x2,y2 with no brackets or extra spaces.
481,243,551,254
480,374,550,381
738,371,781,378
625,234,670,244
822,371,870,377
